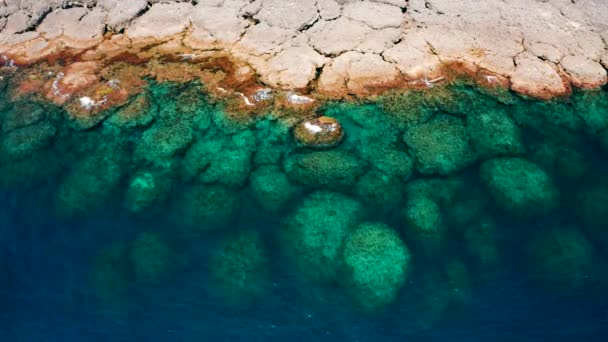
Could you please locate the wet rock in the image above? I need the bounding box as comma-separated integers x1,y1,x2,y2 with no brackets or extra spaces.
284,151,363,189
293,116,344,149
341,222,411,312
480,157,560,217
1,102,45,132
106,93,155,128
466,109,525,159
2,122,56,159
250,165,297,212
403,115,476,175
281,191,364,283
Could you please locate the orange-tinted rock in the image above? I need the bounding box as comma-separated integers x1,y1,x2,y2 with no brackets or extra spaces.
293,116,345,149
44,61,102,104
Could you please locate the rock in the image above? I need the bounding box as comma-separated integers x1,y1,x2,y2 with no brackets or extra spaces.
209,231,271,308
403,115,476,175
284,151,363,189
341,222,411,311
282,191,364,282
561,55,608,89
254,0,318,31
257,45,327,89
466,109,525,159
98,0,149,31
250,165,297,212
480,157,560,217
127,3,193,39
318,51,403,96
342,1,403,30
2,121,56,159
1,102,46,132
511,54,570,99
293,116,345,149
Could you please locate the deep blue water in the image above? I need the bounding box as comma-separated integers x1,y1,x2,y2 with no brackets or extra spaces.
1,188,607,341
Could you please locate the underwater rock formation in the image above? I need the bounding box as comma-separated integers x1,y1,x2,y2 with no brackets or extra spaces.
281,191,364,283
293,116,345,149
208,231,271,308
341,222,411,312
480,157,560,217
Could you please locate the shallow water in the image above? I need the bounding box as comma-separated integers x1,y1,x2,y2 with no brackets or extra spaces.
1,77,608,340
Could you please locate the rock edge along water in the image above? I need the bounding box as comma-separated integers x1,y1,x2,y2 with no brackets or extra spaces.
0,0,607,100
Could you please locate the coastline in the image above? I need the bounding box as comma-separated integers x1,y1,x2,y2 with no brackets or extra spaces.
0,0,606,106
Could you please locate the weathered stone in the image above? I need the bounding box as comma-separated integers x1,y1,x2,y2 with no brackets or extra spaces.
293,116,345,149
127,3,193,39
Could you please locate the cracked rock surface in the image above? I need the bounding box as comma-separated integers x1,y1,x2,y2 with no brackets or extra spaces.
1,0,607,98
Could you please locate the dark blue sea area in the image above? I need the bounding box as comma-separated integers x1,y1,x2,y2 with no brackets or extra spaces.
0,76,608,341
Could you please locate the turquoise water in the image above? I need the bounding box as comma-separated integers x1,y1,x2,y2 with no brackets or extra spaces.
1,76,608,340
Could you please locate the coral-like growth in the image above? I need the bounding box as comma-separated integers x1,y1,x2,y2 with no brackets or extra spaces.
208,231,270,308
250,165,297,212
480,157,560,217
341,222,411,312
466,109,525,158
403,115,476,175
171,184,240,233
284,151,363,189
281,191,363,283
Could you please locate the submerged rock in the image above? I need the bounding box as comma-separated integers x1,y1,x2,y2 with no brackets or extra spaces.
250,165,297,212
467,109,525,158
284,151,363,189
171,184,240,233
209,231,271,308
282,191,363,283
527,227,600,290
293,116,345,149
480,158,560,217
341,222,411,312
403,115,476,175
124,168,173,213
2,121,56,159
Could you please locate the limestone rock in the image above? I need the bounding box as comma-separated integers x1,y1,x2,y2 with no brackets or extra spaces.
127,2,193,39
254,0,319,31
561,55,607,89
293,116,345,149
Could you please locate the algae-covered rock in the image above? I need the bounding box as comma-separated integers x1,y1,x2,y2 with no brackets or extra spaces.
367,149,414,181
209,231,270,308
55,150,125,218
284,151,363,189
250,165,297,212
135,119,194,164
106,93,156,128
1,102,46,132
355,170,403,209
466,109,525,158
293,116,345,149
2,121,56,159
403,195,443,241
480,158,559,217
124,167,173,213
379,90,435,129
282,191,363,283
130,232,170,283
341,222,411,312
527,227,599,289
403,115,476,175
183,131,255,188
171,184,240,232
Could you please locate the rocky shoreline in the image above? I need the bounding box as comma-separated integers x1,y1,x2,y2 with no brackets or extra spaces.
0,0,607,102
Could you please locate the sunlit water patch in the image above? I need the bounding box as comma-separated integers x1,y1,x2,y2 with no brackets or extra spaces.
1,78,608,340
